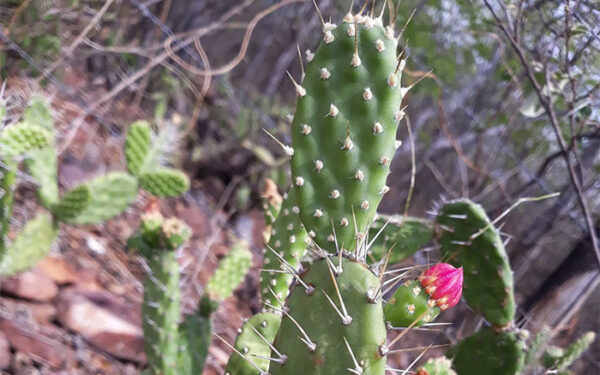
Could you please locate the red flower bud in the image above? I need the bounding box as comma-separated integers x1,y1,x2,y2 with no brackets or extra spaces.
419,263,463,311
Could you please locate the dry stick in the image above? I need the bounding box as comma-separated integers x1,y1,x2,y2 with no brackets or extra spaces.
482,0,600,267
403,115,416,218
88,0,305,114
40,0,116,80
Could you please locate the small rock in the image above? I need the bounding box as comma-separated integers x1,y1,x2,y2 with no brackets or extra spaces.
0,317,74,368
36,257,79,285
57,288,145,364
1,268,58,302
0,297,56,325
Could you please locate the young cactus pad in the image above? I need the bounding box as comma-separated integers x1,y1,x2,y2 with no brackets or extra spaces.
52,185,92,221
139,168,190,198
125,120,151,176
0,122,51,156
0,213,57,275
260,188,309,308
416,357,456,375
269,257,387,375
436,199,515,327
225,312,282,375
66,172,138,225
448,327,526,375
290,14,405,253
206,242,253,303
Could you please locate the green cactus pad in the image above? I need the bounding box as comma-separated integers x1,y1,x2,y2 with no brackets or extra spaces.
260,189,309,308
543,331,596,371
52,185,91,221
206,242,253,302
384,280,440,327
436,199,515,327
67,172,138,225
448,328,525,375
269,257,387,375
139,168,190,198
22,96,59,207
290,17,405,253
142,249,181,375
177,314,211,374
0,162,17,250
225,312,282,375
125,121,152,176
524,326,550,367
0,213,58,275
368,215,433,264
0,122,51,156
417,357,456,375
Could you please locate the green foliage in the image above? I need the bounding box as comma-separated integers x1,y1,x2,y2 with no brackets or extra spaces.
206,241,253,303
436,199,515,327
52,185,91,221
225,313,281,375
66,172,138,225
290,17,405,253
177,314,211,374
0,213,57,275
139,168,190,198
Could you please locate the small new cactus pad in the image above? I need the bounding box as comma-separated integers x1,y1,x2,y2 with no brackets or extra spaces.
22,96,59,207
448,328,525,375
139,168,190,198
0,162,16,250
260,188,309,308
125,120,151,176
0,213,57,275
436,199,515,327
67,172,138,225
0,122,51,156
269,257,387,375
543,331,596,371
206,242,253,302
385,280,441,327
177,314,211,374
385,263,462,327
368,215,433,264
142,247,180,375
52,185,91,221
225,313,282,375
416,357,456,375
290,15,405,253
524,326,550,367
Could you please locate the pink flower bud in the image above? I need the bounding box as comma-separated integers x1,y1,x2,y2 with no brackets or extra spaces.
419,263,463,311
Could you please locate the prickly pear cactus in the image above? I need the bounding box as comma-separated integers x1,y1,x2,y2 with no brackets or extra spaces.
436,199,515,327
269,257,387,375
139,168,190,198
543,331,596,372
225,313,282,375
206,241,253,303
52,185,91,221
260,188,309,308
22,96,59,208
177,311,211,374
368,215,433,264
0,213,58,275
416,357,456,375
67,172,138,225
0,122,51,156
289,14,405,253
261,178,283,242
448,327,526,375
125,120,152,176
